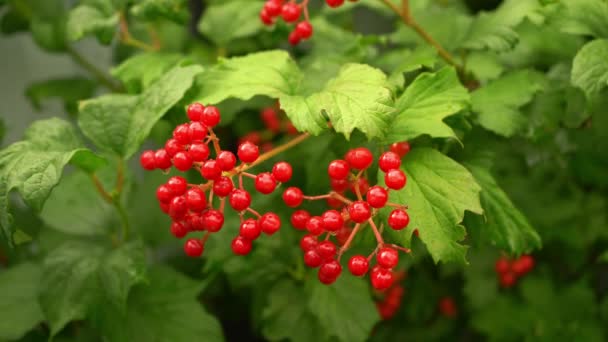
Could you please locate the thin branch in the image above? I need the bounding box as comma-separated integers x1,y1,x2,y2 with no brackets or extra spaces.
231,133,310,176
67,46,123,92
119,13,158,52
91,175,113,203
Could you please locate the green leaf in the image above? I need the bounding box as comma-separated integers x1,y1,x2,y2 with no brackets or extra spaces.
25,77,97,114
198,0,262,46
555,0,608,39
66,5,118,44
380,148,482,264
130,0,189,24
79,64,203,158
472,70,545,136
599,250,608,263
0,119,105,244
0,263,44,340
0,118,5,145
385,67,469,143
0,8,29,34
111,52,183,93
571,39,608,100
39,240,146,336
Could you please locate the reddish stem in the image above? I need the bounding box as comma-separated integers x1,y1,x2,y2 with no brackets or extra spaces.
246,207,262,218
368,219,385,245
337,223,363,260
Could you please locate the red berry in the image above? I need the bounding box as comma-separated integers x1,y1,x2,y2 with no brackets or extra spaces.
173,123,191,144
170,221,188,238
187,102,205,121
188,142,210,162
318,260,342,284
154,149,172,169
345,147,373,170
229,189,251,211
295,21,313,39
326,0,345,8
202,210,224,232
328,160,350,180
306,216,324,236
370,266,393,290
500,272,517,288
385,169,406,190
237,141,259,163
140,150,156,170
378,151,401,172
184,239,203,257
272,162,293,182
232,236,252,255
164,139,183,157
259,212,281,235
331,178,349,192
300,234,318,251
335,226,351,246
255,172,277,194
217,151,237,171
239,132,262,145
169,196,188,220
185,188,207,212
321,210,344,232
201,106,221,127
200,159,222,180
156,185,174,203
317,241,337,260
173,151,193,171
512,255,535,275
327,196,344,209
495,257,510,274
366,186,388,208
388,209,409,230
390,141,411,157
439,297,457,318
348,255,369,276
281,3,301,22
304,250,323,268
350,177,369,195
291,210,310,230
186,213,204,231
348,201,371,223
261,108,281,133
189,122,207,141
260,9,273,25
240,218,261,240
212,176,233,197
282,187,304,207
377,247,399,269
166,176,188,195
159,202,170,214
264,0,282,16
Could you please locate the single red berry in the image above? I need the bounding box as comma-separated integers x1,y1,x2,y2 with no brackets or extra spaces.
164,139,183,157
232,236,252,255
335,226,352,246
166,176,188,195
328,160,350,180
325,0,345,8
184,239,203,257
240,218,261,240
229,189,251,211
202,209,224,232
304,249,323,268
377,247,399,269
185,188,206,212
188,142,210,162
495,257,511,274
212,176,233,197
331,178,349,192
378,151,401,172
345,147,373,170
159,202,170,214
370,266,394,290
321,210,344,232
259,212,281,235
385,169,407,190
238,141,259,163
318,260,342,284
272,162,293,182
291,210,310,230
327,196,344,209
217,151,237,171
200,159,222,180
201,106,220,127
390,141,411,157
300,234,318,251
154,149,172,169
306,216,324,236
260,8,274,25
348,201,371,223
239,131,262,145
189,122,207,141
170,221,188,238
388,209,409,230
512,255,535,275
366,186,388,208
169,196,188,220
173,151,193,171
282,187,304,207
439,297,457,318
264,0,282,17
295,21,313,39
173,123,191,144
500,272,517,288
186,213,204,231
350,177,369,195
140,150,156,170
255,172,277,194
187,102,205,121
261,108,281,133
317,241,337,260
348,255,369,276
281,3,301,22
156,185,174,203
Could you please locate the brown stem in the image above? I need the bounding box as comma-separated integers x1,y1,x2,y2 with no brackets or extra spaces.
231,133,310,176
207,128,222,155
246,207,262,218
303,194,332,201
119,13,157,51
337,223,363,259
91,175,113,204
368,219,385,245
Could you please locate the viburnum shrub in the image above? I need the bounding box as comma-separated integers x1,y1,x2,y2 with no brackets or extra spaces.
1,0,608,341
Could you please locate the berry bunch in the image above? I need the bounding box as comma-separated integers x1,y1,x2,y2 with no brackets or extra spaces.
259,0,358,45
284,147,412,287
375,270,406,320
140,103,294,258
495,254,535,288
438,296,458,318
239,105,298,152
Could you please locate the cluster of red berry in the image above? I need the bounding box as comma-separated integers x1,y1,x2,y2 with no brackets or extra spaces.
239,106,298,152
375,270,406,320
438,296,458,318
495,254,535,288
282,146,412,287
259,0,358,45
140,103,294,258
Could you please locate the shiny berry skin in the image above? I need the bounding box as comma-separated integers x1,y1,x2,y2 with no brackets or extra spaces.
259,213,281,235
260,9,273,25
232,236,252,255
217,151,237,171
185,188,207,212
366,186,388,208
388,209,409,230
296,21,313,39
272,162,293,182
264,0,282,16
282,187,304,207
156,185,173,203
348,255,369,276
331,178,349,192
212,176,233,197
164,139,183,157
281,3,301,22
170,222,188,238
255,172,277,194
326,0,345,8
140,150,156,170
300,234,318,251
377,247,399,269
184,239,203,257
500,272,517,288
495,257,510,274
169,196,188,220
187,102,205,121
345,147,373,170
306,216,324,236
385,169,407,190
173,124,191,144
187,143,209,162
291,210,310,229
229,189,251,211
240,218,261,240
317,241,337,260
304,250,323,268
328,160,350,180
200,159,222,180
348,201,372,223
318,260,342,284
166,176,188,195
390,141,411,157
439,297,457,318
378,151,401,172
370,266,394,290
201,106,220,127
154,149,172,169
202,209,224,232
237,141,259,163
512,255,534,275
189,122,207,141
173,151,193,171
321,210,344,232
